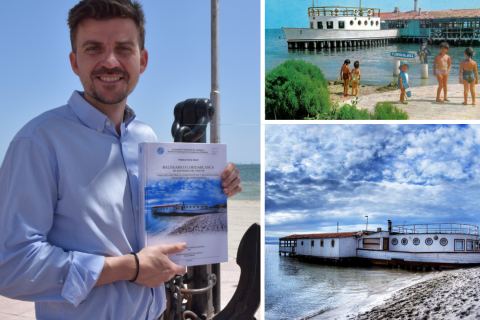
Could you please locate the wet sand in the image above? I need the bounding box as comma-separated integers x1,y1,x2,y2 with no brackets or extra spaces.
350,267,480,320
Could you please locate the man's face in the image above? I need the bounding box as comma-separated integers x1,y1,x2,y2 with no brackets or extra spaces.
69,18,148,106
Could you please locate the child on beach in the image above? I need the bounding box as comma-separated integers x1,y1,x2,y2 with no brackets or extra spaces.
459,47,479,105
351,61,361,97
340,59,351,97
398,62,410,104
433,42,452,103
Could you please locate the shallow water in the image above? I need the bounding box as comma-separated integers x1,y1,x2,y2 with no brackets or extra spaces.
265,244,433,320
266,28,480,86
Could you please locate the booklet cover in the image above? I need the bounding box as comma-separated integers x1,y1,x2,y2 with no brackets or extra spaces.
139,142,228,266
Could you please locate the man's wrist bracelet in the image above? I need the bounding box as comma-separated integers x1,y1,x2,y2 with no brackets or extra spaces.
129,252,140,282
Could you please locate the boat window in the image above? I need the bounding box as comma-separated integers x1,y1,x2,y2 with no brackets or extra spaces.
391,238,398,245
358,20,361,26
467,240,474,251
317,21,323,29
376,21,379,26
326,21,334,29
401,238,408,245
320,240,324,247
331,239,335,247
454,239,465,251
425,238,433,246
370,21,374,26
301,241,304,246
339,21,345,29
440,238,448,246
310,22,314,29
434,235,439,240
413,238,420,246
311,240,315,247
350,20,354,26
364,20,368,26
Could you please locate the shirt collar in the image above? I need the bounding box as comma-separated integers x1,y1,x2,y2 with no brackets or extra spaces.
68,91,136,132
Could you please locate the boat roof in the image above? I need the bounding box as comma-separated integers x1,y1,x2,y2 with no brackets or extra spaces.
380,9,480,21
280,231,361,240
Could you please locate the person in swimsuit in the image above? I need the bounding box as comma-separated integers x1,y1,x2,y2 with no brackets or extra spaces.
459,47,479,105
351,61,361,97
340,59,351,97
433,42,452,103
398,62,410,104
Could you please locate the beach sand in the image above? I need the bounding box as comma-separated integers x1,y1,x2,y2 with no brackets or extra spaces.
350,267,480,320
353,83,480,119
221,199,261,318
328,81,395,105
0,199,260,319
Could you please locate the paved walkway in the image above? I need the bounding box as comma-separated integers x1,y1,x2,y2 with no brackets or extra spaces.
355,84,480,120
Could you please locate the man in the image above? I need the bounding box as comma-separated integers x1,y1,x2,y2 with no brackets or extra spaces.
0,1,241,319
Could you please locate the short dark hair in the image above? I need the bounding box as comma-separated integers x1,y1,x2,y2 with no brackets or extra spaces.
465,47,475,58
440,42,449,50
344,59,351,65
354,61,360,68
68,0,146,51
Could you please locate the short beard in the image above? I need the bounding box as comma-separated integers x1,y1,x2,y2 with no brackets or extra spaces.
88,87,130,105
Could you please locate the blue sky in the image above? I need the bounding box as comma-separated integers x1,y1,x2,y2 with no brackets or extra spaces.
0,1,259,164
266,125,480,238
266,0,480,29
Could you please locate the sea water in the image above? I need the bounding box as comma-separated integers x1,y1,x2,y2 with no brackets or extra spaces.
265,244,433,320
266,28,479,86
233,164,260,201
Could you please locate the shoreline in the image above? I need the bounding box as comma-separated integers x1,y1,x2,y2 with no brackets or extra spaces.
349,267,480,320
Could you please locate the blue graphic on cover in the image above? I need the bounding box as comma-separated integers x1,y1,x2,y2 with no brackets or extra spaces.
139,142,228,267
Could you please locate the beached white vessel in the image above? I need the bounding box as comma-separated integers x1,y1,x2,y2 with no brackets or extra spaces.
279,221,480,269
283,4,399,50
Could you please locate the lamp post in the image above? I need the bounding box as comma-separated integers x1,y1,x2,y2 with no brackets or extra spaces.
365,215,369,232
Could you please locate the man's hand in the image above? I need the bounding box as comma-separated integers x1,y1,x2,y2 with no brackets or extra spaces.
135,243,187,288
221,163,242,197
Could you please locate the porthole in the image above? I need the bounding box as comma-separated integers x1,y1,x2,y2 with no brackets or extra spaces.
413,238,420,246
391,238,398,245
375,21,379,26
434,235,439,240
440,238,448,246
401,238,408,245
425,238,433,246
364,20,368,26
358,20,361,26
370,21,374,26
350,20,354,26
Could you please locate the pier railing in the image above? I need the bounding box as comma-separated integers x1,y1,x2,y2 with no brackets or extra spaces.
393,223,479,236
308,6,381,18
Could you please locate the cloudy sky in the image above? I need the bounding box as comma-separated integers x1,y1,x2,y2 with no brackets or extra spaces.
266,125,480,238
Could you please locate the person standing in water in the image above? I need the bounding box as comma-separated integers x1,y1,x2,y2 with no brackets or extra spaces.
433,42,452,103
340,59,351,97
459,47,479,105
351,61,361,97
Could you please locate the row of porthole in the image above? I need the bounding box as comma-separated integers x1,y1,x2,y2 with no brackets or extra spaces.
391,237,448,246
349,20,379,27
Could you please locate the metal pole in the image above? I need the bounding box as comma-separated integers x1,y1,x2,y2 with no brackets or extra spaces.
210,0,220,144
210,0,221,315
365,215,368,231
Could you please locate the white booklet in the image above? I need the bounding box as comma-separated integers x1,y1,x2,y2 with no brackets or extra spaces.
139,142,228,266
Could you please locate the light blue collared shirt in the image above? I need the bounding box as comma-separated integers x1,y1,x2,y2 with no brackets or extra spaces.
0,91,166,319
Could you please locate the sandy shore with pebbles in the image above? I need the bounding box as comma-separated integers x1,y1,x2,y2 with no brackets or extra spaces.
350,267,480,320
